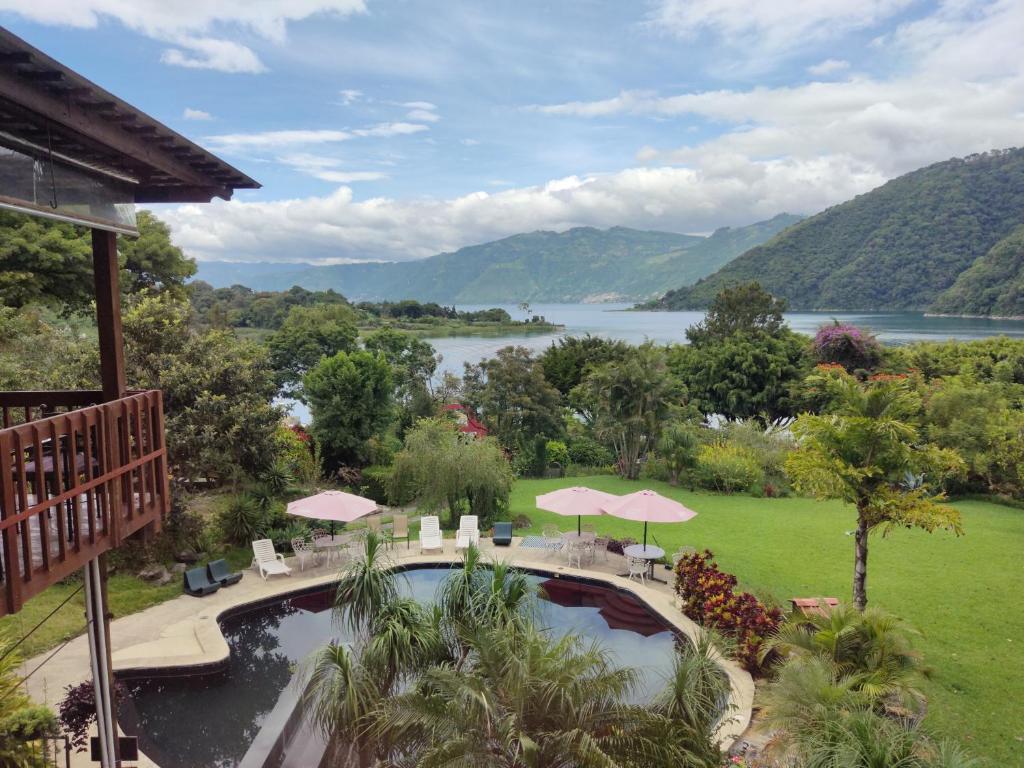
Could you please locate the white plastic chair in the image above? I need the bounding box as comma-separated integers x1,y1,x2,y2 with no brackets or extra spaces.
627,556,647,585
252,539,292,580
455,515,480,550
291,537,314,571
420,515,443,553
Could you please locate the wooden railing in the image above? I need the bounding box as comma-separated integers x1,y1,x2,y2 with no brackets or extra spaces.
0,391,169,616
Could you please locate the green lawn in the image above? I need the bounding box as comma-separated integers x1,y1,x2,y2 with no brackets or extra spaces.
510,476,1024,766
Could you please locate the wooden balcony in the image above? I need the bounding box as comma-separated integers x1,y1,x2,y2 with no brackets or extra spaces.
0,390,169,617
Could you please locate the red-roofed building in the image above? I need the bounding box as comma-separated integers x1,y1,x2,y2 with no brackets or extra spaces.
442,403,489,437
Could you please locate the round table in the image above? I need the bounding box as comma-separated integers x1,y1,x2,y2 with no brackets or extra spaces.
622,544,666,583
561,532,596,543
314,535,351,565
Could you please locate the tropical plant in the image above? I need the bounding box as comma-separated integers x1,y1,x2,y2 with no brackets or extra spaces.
575,343,684,479
657,419,703,486
217,494,265,545
786,371,965,610
1,633,57,767
765,603,927,712
813,321,884,374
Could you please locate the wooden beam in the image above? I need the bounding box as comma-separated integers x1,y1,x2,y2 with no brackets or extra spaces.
0,68,213,188
91,229,126,401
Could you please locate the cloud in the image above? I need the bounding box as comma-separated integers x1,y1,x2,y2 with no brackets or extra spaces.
807,58,850,76
402,101,437,111
400,102,440,123
206,122,429,151
276,153,388,183
158,157,883,264
339,89,363,105
647,0,913,56
0,0,366,72
183,107,213,121
161,37,266,73
460,138,481,146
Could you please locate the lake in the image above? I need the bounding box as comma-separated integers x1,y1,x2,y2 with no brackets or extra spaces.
282,304,1024,423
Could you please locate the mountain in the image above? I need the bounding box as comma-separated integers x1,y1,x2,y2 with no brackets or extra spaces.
651,149,1024,314
930,225,1024,318
193,215,800,303
189,260,315,287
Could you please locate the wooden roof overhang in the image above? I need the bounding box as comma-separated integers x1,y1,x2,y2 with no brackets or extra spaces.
0,27,259,224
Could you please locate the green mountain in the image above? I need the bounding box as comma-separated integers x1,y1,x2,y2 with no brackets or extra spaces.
652,148,1024,314
195,215,800,303
931,225,1024,317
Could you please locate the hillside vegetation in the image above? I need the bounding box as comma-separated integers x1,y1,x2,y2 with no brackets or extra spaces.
652,148,1024,314
195,215,800,302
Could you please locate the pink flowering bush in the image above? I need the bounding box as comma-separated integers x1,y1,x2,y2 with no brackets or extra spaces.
813,321,883,373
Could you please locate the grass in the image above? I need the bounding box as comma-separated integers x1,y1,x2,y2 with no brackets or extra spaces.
509,476,1024,766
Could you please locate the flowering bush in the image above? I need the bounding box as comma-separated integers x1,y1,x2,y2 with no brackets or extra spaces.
605,536,637,555
813,321,883,373
675,550,782,675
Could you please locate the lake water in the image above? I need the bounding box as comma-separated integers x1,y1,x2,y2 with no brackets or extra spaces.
282,304,1024,423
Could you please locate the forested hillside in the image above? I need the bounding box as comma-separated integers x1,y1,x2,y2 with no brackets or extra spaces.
930,225,1024,317
651,149,1024,314
194,215,800,302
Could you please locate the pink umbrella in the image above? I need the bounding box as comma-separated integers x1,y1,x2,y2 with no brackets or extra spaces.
536,486,619,535
601,489,697,548
287,490,378,534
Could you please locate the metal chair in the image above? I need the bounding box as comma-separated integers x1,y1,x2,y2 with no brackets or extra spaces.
542,524,563,555
594,535,611,560
627,556,647,585
291,537,315,571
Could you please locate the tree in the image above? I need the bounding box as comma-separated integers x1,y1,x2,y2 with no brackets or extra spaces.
0,306,97,391
306,543,725,767
685,281,788,346
0,209,194,312
268,303,359,395
657,419,703,486
539,334,629,398
304,350,394,469
124,295,284,484
813,321,883,374
462,346,564,450
388,418,512,527
671,330,810,425
785,372,964,610
361,327,438,406
575,343,684,479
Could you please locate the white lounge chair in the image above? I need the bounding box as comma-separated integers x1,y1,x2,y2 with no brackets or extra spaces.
420,516,443,553
455,515,480,550
252,539,292,580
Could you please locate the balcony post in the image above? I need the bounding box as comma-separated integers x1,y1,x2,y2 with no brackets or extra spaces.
91,227,124,766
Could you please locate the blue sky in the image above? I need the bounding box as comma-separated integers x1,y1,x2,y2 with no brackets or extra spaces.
2,1,1022,263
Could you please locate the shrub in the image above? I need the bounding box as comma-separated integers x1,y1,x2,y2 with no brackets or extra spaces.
511,513,532,529
813,321,883,374
1,703,58,740
268,521,310,553
606,536,637,556
674,550,782,674
361,464,395,503
217,494,265,545
58,680,129,753
722,421,793,485
545,439,569,468
566,435,614,466
696,443,764,493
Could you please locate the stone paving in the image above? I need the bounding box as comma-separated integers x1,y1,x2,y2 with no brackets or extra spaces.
22,536,756,768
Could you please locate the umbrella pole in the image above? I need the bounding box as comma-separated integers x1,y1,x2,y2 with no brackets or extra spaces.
643,521,648,550
577,515,581,535
331,521,336,536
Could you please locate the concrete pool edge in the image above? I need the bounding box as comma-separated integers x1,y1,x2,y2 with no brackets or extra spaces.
110,545,755,758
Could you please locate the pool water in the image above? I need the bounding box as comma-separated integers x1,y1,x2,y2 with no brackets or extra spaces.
119,567,681,768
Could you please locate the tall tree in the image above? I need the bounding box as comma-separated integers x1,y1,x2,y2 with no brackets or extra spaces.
657,419,703,486
785,371,964,610
539,334,629,398
0,209,194,311
685,281,788,345
462,346,564,450
575,343,684,479
268,303,360,395
304,350,394,469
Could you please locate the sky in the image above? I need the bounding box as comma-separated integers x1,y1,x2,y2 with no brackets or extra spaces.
1,0,1022,264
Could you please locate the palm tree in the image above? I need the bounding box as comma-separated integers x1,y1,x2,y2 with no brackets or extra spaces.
377,620,714,767
786,372,964,609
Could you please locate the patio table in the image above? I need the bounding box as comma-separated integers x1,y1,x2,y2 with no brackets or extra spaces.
621,543,667,584
314,535,351,566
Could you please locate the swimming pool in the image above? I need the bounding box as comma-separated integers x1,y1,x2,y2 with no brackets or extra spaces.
119,566,684,768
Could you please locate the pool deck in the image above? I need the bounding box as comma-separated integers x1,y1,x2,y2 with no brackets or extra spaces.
22,537,755,767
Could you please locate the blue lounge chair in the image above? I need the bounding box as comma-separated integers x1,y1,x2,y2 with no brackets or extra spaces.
184,567,221,596
493,522,513,546
207,558,243,587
